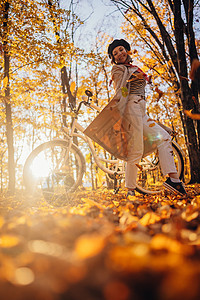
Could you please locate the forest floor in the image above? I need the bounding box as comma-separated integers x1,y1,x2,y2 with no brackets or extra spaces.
0,184,200,300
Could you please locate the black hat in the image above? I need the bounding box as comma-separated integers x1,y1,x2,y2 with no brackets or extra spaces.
108,39,131,58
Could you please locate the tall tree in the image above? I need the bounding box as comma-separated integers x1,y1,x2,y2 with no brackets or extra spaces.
0,0,81,191
111,0,200,182
2,1,15,193
48,0,83,126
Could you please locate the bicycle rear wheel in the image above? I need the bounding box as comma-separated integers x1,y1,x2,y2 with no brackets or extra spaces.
136,141,184,194
23,140,86,206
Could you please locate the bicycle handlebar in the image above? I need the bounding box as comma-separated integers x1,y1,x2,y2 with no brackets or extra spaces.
89,102,100,112
69,90,100,115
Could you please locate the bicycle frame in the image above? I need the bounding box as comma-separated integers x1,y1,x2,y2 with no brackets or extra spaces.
23,90,185,199
59,118,125,177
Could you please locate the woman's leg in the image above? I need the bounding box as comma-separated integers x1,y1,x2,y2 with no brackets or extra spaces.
125,99,144,190
143,115,177,176
142,116,186,195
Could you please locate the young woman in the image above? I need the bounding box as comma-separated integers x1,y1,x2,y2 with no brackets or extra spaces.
108,39,186,197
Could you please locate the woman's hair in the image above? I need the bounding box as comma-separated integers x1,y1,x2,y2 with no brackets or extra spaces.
108,39,131,64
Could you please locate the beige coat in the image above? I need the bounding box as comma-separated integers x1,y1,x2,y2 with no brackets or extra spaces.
84,64,137,160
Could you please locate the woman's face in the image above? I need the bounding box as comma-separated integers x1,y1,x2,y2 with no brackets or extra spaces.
112,45,128,64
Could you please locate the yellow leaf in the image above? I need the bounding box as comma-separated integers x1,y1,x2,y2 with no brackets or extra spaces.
139,212,160,226
0,234,20,248
75,234,105,259
151,235,179,252
85,153,91,164
2,76,8,89
150,234,193,255
182,211,199,222
196,195,200,204
70,81,76,93
120,211,138,226
121,87,128,97
149,123,155,127
81,197,104,210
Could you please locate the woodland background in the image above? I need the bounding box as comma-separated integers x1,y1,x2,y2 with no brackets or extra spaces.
0,1,200,299
0,0,200,193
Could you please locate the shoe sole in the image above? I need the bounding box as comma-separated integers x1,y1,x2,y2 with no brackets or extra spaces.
163,182,186,196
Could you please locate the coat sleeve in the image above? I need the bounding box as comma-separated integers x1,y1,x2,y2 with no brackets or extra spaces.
111,65,127,92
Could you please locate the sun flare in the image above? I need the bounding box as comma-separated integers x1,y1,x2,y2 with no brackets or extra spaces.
30,156,51,178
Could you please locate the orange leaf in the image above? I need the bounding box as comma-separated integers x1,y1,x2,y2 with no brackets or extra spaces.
155,87,164,100
81,197,104,210
75,234,105,259
184,110,200,120
135,163,143,171
0,234,20,248
139,212,160,226
190,59,200,80
70,81,76,93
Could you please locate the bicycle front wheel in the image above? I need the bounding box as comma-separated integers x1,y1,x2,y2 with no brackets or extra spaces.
136,141,184,195
23,140,86,206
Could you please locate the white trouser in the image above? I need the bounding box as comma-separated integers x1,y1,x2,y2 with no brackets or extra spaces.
125,95,177,189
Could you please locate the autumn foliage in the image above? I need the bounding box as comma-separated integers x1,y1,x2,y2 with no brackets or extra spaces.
0,1,200,298
0,186,200,300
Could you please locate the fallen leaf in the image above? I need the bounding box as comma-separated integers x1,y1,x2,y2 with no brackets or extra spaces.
0,234,20,248
75,234,105,259
139,212,160,226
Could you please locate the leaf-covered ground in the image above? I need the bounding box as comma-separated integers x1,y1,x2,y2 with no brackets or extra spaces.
0,185,200,300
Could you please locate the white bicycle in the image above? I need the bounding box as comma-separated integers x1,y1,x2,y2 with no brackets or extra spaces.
23,90,184,206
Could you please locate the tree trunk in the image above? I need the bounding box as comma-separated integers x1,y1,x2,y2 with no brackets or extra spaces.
111,0,200,182
61,66,76,109
3,1,15,194
173,0,200,182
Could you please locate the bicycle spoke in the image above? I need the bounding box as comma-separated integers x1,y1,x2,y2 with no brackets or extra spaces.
23,140,85,206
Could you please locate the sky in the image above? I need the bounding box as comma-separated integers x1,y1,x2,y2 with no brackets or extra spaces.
61,0,125,50
78,0,122,34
